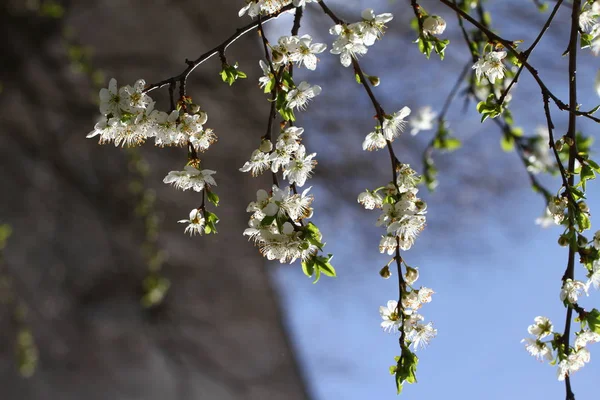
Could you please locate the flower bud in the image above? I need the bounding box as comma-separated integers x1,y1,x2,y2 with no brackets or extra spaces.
259,139,273,153
564,135,574,147
379,265,392,279
272,51,284,64
577,234,588,247
368,75,380,87
404,266,419,285
197,111,208,125
422,16,447,36
578,201,589,213
189,104,201,114
555,138,564,152
558,234,570,247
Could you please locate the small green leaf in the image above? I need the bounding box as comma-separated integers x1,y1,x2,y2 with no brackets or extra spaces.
501,134,515,152
207,190,220,207
585,309,600,334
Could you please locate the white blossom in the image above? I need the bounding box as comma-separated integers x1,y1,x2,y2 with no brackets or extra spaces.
422,16,446,36
286,81,321,110
522,338,553,362
163,166,217,192
527,316,553,339
560,279,588,304
380,300,402,333
282,145,317,187
472,51,507,83
358,190,383,210
362,129,387,151
409,106,436,136
178,209,205,236
382,107,411,141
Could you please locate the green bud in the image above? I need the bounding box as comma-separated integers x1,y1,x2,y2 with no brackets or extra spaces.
578,201,589,213
564,135,574,147
577,234,588,247
558,235,570,247
272,51,284,64
380,265,392,279
189,104,201,114
368,75,381,87
555,139,564,152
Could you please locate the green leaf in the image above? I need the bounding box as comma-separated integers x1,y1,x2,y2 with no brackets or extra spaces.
585,309,600,334
577,211,591,232
301,259,315,277
587,159,600,172
204,211,220,234
207,190,220,207
581,164,597,182
394,349,419,394
220,62,247,86
500,134,515,152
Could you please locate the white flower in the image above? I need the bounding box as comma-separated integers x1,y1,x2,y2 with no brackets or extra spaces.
276,126,304,151
527,316,553,339
579,1,600,37
593,230,600,250
574,330,600,350
290,35,326,70
329,23,369,67
99,78,121,116
190,128,217,152
283,145,317,187
557,348,591,381
286,82,321,110
379,235,397,255
258,60,274,90
560,279,588,304
522,338,553,362
380,300,402,333
417,287,434,304
588,260,600,290
409,106,436,135
358,190,383,210
472,51,507,83
355,8,393,46
422,16,446,36
409,321,437,351
240,149,272,176
362,129,387,151
547,196,568,224
163,165,217,192
178,209,205,236
382,107,411,141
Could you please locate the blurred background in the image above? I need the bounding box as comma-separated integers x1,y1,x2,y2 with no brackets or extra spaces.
0,0,599,399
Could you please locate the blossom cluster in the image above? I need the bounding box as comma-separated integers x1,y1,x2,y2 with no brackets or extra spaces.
379,267,437,352
522,316,600,381
268,34,327,71
243,185,319,263
240,126,316,186
87,78,216,151
580,0,600,54
358,165,427,254
329,9,393,67
238,0,316,18
87,78,219,236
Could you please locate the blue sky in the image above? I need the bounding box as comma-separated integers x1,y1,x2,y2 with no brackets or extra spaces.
266,1,600,398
